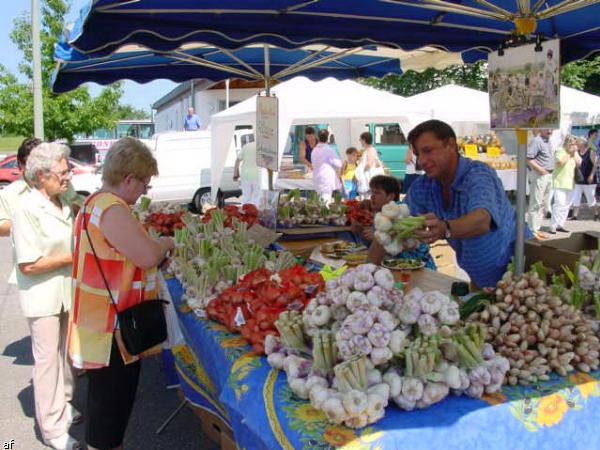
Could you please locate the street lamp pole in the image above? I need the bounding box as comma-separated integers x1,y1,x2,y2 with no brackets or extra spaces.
32,0,44,140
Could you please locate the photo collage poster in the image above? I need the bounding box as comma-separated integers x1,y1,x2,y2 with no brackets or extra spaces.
488,39,560,129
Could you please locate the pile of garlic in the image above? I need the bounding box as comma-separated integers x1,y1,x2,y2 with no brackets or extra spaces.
265,263,511,427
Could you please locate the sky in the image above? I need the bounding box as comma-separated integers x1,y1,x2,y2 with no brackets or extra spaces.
1,1,177,112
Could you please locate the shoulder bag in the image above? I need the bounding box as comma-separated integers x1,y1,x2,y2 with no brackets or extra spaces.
82,204,168,356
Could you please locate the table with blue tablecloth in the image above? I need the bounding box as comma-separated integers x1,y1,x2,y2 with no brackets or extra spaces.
164,275,600,450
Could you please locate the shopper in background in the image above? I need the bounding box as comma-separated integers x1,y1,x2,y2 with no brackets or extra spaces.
298,126,318,171
183,106,201,131
311,129,342,203
572,133,598,221
341,147,359,199
549,136,582,234
355,131,384,198
12,143,80,450
68,137,175,450
234,139,262,206
526,129,554,240
587,129,600,182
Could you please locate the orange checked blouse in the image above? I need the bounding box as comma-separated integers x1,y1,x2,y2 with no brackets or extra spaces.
67,192,160,369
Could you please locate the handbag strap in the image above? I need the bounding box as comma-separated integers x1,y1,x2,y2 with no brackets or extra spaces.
81,202,119,324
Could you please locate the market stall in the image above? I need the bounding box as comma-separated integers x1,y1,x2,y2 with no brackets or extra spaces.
140,200,600,450
164,275,600,450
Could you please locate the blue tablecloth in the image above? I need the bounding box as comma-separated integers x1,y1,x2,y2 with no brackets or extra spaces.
166,276,600,450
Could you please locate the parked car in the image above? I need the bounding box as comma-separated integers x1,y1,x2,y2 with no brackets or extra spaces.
0,153,97,191
71,129,253,210
0,154,20,188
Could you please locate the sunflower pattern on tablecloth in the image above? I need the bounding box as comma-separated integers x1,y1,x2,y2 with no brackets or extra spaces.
278,384,385,449
227,351,263,400
172,343,217,397
481,370,600,432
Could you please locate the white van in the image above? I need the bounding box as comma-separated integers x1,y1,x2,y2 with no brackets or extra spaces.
70,129,253,212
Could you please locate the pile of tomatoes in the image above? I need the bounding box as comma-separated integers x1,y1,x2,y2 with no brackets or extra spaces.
203,203,259,228
344,199,374,227
206,265,324,354
144,211,185,236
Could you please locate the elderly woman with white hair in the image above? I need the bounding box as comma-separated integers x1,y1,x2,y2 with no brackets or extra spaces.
12,143,80,450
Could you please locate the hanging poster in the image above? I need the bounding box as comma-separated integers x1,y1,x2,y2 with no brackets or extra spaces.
488,39,560,129
256,95,279,171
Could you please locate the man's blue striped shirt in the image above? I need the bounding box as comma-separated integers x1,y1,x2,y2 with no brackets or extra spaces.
406,156,526,288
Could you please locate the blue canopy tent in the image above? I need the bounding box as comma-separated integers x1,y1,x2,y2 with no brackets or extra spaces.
60,0,600,63
52,44,412,93
54,0,600,274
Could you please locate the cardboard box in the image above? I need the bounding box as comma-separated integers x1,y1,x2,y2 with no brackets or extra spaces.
525,232,600,275
179,387,236,450
430,240,456,268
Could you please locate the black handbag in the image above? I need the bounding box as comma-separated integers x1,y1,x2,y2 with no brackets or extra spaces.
82,204,168,356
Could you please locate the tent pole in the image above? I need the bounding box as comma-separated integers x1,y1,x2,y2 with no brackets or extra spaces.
515,129,528,275
264,44,274,191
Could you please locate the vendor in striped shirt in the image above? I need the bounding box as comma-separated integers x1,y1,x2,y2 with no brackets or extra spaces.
392,120,525,289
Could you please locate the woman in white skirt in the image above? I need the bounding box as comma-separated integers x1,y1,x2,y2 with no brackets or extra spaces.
572,136,598,220
550,136,582,234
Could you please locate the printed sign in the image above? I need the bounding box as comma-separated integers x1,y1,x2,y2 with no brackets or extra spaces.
464,144,479,159
486,146,501,157
488,39,560,130
256,95,279,171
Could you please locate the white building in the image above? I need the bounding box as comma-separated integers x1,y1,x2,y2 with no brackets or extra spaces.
152,79,270,132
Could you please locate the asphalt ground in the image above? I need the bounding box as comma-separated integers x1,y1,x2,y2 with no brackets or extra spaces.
0,236,219,449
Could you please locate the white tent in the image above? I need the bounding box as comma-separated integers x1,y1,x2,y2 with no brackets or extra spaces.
406,84,600,137
405,84,492,137
560,85,600,128
210,76,429,196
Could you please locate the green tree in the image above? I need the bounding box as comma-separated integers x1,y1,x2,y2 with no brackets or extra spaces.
360,61,488,96
561,55,600,95
0,0,131,141
115,104,151,120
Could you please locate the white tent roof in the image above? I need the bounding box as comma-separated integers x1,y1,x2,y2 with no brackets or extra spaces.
210,76,429,195
405,84,491,126
405,83,600,139
560,86,600,126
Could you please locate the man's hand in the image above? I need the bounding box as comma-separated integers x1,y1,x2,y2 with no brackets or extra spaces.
362,227,374,242
413,213,447,243
588,174,595,184
233,173,240,181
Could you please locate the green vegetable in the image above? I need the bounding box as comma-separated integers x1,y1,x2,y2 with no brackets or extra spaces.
530,261,547,281
139,196,151,212
459,292,492,320
563,263,586,309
